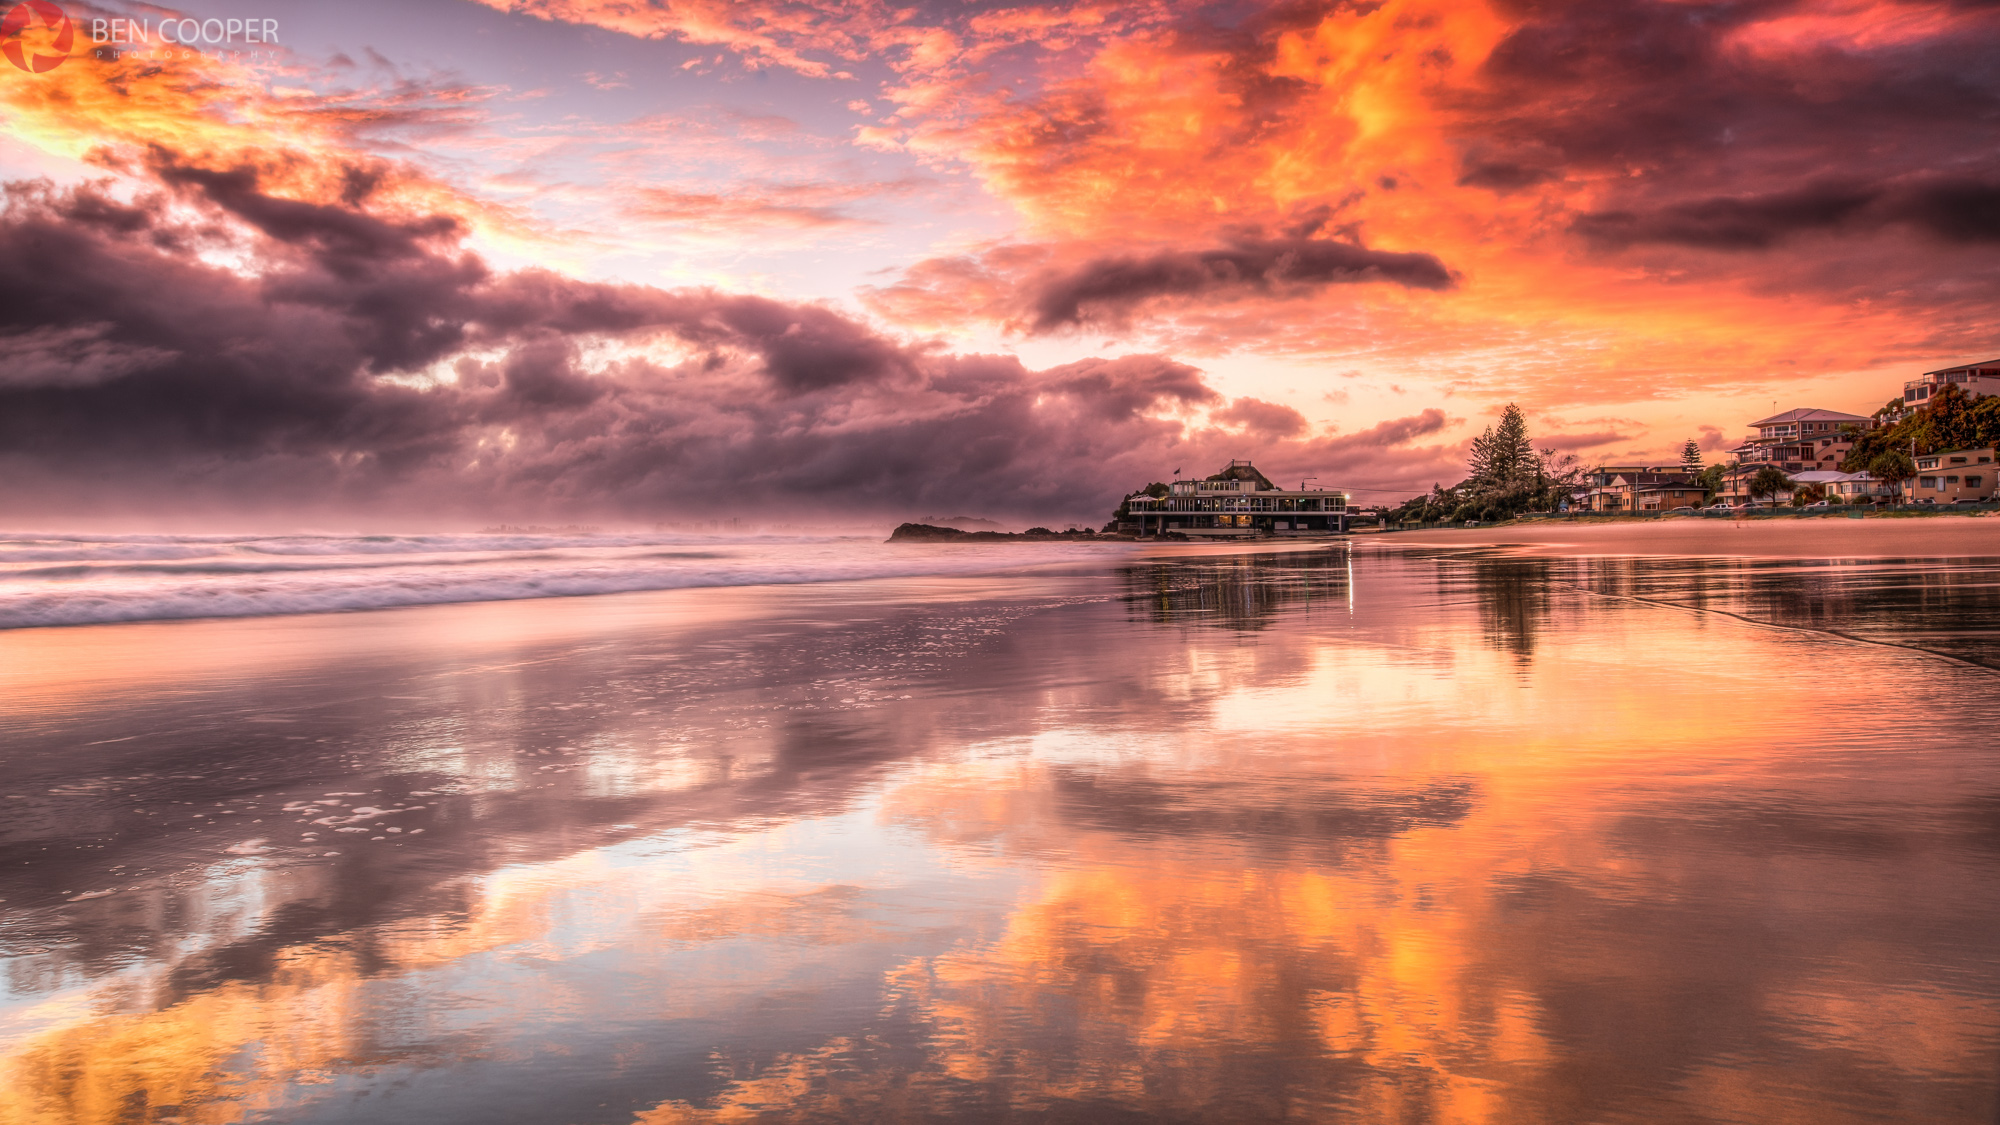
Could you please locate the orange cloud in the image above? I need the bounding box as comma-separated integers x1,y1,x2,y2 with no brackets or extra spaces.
0,40,558,259
8,0,1999,473
834,0,2000,423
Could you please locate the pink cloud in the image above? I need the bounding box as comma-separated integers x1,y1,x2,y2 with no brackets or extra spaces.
0,171,1461,524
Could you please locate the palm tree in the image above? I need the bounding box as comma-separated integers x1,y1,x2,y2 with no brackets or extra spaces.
1749,466,1791,507
1866,450,1915,501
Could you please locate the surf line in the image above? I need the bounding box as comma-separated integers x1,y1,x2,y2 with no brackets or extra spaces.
1552,583,2000,677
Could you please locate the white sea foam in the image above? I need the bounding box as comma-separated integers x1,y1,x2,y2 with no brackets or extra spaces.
0,531,1123,629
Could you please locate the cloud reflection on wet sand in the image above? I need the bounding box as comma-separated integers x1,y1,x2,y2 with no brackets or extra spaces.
2,546,1998,1123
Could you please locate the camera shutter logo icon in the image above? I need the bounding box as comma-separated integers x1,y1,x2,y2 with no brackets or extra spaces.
1,1,72,73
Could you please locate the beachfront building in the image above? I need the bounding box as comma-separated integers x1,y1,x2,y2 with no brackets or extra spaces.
1904,360,2000,408
1717,463,1792,506
1631,481,1706,511
1822,470,1898,503
1727,408,1873,472
1579,465,1657,512
1719,467,1896,506
1123,460,1351,538
1903,448,1997,503
1583,469,1700,511
1585,464,1668,484
1790,469,1867,502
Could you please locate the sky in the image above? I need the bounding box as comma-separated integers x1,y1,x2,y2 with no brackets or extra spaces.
0,0,1996,526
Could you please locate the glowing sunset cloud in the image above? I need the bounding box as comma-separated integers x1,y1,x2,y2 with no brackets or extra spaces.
0,0,1995,520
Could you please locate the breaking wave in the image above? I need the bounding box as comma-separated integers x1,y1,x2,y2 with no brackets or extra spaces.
0,531,1120,629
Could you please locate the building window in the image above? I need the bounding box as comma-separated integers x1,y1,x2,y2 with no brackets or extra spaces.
1947,476,1960,484
1968,476,1984,487
1920,476,1938,488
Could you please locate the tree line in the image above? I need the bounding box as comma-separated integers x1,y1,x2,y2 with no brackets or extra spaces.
1386,404,1589,523
1109,385,2000,531
1842,383,2000,483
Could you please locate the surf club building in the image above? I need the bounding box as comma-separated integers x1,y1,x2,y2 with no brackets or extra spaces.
1122,460,1352,538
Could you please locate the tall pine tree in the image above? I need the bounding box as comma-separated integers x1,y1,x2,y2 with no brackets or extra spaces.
1462,404,1540,517
1470,404,1535,491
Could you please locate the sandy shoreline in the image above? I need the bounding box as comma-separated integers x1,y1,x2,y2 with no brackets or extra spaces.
1354,514,2000,557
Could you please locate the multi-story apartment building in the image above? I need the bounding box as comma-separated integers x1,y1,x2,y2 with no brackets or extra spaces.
1904,448,1997,503
1903,360,2000,408
1727,408,1873,473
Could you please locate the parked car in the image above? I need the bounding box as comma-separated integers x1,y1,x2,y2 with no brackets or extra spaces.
1704,503,1734,511
1806,500,1831,508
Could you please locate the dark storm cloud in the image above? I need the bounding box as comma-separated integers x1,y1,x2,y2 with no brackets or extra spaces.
1462,0,2000,260
1456,160,1558,192
0,179,463,465
1573,182,1880,250
1891,175,2000,242
1471,0,1813,173
1025,236,1456,331
1572,176,2000,250
149,149,465,269
0,171,1452,522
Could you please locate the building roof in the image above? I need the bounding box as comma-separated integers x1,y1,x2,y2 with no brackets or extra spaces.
1921,446,1997,456
1790,470,1854,483
1747,407,1872,427
1922,358,2000,375
1201,459,1277,490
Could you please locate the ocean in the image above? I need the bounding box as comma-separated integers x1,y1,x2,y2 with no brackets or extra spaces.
0,531,1118,629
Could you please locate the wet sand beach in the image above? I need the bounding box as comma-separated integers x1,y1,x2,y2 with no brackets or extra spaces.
1366,513,2000,557
2,538,1997,1123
